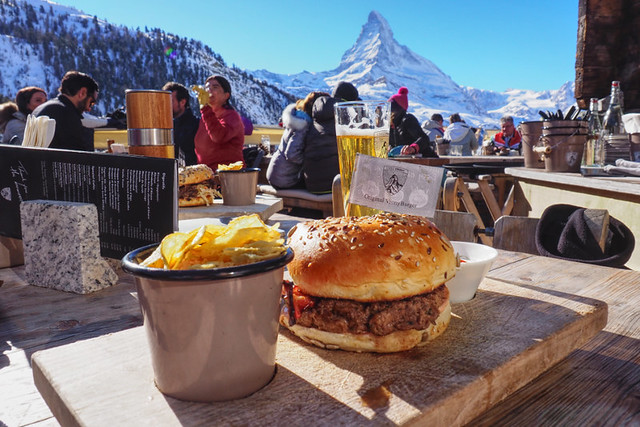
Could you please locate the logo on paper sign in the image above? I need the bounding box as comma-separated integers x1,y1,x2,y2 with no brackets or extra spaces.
383,166,408,195
350,154,444,217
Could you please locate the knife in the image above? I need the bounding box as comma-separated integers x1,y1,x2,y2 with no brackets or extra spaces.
565,106,576,120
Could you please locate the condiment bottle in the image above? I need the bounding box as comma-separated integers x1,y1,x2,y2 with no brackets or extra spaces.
583,98,604,167
602,81,626,136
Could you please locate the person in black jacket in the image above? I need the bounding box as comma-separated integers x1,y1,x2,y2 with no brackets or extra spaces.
162,82,200,166
33,71,99,151
303,82,361,194
388,87,438,158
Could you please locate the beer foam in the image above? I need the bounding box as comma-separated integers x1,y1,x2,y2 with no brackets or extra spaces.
335,125,389,136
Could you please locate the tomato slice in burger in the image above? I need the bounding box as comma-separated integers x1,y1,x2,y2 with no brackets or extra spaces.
292,286,315,320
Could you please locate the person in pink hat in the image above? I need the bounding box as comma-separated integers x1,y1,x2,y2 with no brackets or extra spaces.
388,87,438,158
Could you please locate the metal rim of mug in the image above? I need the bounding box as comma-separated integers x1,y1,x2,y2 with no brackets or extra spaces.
121,244,294,281
215,168,260,174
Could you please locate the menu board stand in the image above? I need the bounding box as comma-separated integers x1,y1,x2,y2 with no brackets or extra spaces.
0,146,177,259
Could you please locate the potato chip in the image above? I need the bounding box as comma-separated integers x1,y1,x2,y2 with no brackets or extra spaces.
140,246,164,269
217,161,244,171
141,214,286,270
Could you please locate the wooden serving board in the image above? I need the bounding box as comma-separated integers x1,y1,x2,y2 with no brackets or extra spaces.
32,277,606,426
177,194,283,222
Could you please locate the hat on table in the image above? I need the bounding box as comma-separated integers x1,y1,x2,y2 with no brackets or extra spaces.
535,204,635,268
389,87,409,111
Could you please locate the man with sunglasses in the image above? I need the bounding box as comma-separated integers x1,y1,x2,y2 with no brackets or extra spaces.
33,70,99,151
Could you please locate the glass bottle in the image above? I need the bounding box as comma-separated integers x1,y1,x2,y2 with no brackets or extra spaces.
602,81,626,136
583,98,604,167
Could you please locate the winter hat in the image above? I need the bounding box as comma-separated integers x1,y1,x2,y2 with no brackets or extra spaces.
332,81,360,101
389,87,409,111
535,204,635,268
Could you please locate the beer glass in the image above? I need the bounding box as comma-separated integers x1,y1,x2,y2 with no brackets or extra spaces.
334,100,390,217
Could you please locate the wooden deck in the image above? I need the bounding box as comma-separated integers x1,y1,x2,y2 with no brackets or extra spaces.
1,212,639,425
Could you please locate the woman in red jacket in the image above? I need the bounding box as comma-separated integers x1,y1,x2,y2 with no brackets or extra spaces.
194,75,245,171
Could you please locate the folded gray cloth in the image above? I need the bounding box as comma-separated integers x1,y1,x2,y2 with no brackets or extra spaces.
604,159,640,176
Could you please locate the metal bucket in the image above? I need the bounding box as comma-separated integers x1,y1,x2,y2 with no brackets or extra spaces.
631,133,640,162
519,121,544,168
542,120,588,136
540,134,586,172
436,141,450,156
217,168,259,206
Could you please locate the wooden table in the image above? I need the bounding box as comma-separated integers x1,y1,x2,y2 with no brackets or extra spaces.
178,194,283,222
441,161,524,244
506,167,640,270
2,236,639,425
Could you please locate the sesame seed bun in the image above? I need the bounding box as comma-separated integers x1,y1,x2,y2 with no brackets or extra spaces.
286,213,457,302
178,164,214,186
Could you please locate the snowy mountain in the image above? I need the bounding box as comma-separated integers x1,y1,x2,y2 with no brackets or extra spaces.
252,11,576,128
1,2,573,128
0,0,294,124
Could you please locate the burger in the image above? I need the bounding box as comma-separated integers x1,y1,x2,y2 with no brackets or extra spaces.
280,213,456,353
178,164,221,207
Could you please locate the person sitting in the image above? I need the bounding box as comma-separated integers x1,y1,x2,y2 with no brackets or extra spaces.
443,113,478,156
388,87,438,157
0,101,18,143
331,81,360,102
162,81,200,166
422,113,445,142
490,115,522,155
194,75,245,171
3,86,47,145
33,71,98,151
302,82,360,194
267,91,328,189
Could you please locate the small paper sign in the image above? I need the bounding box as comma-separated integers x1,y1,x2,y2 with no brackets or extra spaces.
349,154,444,217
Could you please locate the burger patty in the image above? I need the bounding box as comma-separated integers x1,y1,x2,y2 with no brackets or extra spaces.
178,178,218,199
287,284,449,336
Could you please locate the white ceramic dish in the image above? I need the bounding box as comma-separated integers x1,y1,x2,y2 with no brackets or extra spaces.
447,241,498,303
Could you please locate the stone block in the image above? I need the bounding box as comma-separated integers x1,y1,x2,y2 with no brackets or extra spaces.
20,200,118,294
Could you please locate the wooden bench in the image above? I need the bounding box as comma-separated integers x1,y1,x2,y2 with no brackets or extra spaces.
258,184,334,217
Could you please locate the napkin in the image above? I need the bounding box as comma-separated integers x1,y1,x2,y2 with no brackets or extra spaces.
622,113,640,134
22,114,56,148
604,159,640,176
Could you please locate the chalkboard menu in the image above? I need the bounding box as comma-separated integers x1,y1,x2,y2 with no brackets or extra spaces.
0,145,177,259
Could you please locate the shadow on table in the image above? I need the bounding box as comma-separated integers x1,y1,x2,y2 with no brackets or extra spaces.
1,268,142,371
469,330,640,425
266,287,608,425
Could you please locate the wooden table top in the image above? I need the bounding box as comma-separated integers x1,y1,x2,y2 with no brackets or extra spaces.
2,240,639,425
178,194,283,222
506,167,640,197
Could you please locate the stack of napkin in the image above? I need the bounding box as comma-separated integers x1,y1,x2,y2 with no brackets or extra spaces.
604,159,640,176
22,114,56,148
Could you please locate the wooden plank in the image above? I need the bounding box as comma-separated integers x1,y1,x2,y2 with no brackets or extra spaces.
31,275,607,426
178,194,283,221
583,208,610,252
474,259,640,425
575,0,640,109
476,178,502,222
431,210,477,242
457,181,492,245
493,216,540,255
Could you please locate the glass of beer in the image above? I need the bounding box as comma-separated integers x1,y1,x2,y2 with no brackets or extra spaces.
334,100,390,217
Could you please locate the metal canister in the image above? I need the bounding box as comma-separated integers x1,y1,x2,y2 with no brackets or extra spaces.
125,89,174,158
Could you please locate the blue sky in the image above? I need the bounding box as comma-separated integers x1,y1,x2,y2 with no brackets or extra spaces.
54,0,578,92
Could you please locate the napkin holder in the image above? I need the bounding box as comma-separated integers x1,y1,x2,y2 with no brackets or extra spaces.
20,200,118,294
